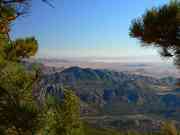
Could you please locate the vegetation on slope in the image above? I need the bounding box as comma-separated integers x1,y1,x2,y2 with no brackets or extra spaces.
0,1,83,135
84,121,180,135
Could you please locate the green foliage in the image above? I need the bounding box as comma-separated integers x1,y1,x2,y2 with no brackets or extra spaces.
0,37,38,60
0,1,85,135
0,0,29,35
13,37,38,58
0,52,41,134
0,3,36,133
0,0,52,35
161,121,178,135
83,123,162,135
59,90,83,135
129,1,180,67
0,1,84,135
41,90,84,135
84,123,121,135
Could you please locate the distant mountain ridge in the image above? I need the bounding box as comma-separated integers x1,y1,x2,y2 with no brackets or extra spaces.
60,66,176,84
32,58,180,78
38,66,180,131
40,67,177,110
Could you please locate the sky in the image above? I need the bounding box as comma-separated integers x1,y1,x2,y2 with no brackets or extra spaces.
11,0,169,59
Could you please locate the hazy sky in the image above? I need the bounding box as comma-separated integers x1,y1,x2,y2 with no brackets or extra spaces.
12,0,169,59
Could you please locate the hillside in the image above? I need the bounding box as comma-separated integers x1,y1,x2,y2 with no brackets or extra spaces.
38,66,180,131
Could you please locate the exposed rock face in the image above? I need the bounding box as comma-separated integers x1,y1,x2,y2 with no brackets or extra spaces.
33,66,180,131
37,66,180,117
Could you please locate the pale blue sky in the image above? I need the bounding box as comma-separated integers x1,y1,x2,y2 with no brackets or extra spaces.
11,0,169,58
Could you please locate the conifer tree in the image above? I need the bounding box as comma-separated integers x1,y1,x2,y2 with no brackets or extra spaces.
129,1,180,67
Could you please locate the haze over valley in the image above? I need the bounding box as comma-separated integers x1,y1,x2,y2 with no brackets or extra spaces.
26,56,180,132
35,56,180,78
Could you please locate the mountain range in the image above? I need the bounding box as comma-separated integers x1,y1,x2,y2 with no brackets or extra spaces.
36,66,180,131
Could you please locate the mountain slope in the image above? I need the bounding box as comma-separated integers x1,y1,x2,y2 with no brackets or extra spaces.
40,67,179,115
38,66,180,130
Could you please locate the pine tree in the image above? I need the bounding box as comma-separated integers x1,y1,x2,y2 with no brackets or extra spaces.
129,1,180,67
41,90,84,135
